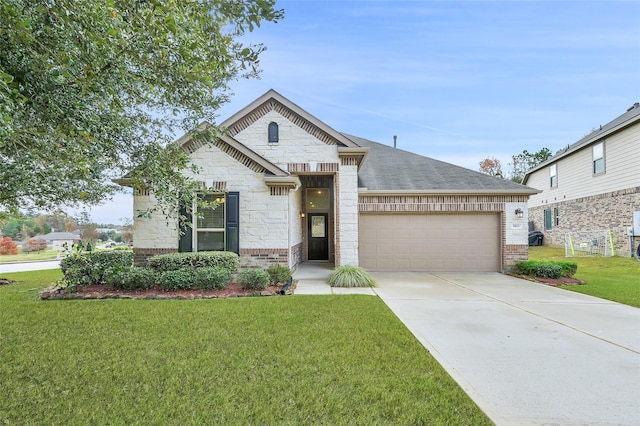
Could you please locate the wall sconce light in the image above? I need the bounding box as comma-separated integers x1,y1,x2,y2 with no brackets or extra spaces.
515,208,524,219
300,213,305,218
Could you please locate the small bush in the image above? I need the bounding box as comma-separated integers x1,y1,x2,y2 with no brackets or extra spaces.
328,265,376,288
156,269,197,291
104,267,156,290
148,252,239,274
194,267,233,290
266,264,292,285
533,263,563,279
515,260,577,278
238,269,270,290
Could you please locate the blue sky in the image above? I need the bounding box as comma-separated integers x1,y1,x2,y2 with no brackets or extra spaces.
86,0,640,225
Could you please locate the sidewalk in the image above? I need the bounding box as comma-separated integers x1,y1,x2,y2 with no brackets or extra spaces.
292,262,376,295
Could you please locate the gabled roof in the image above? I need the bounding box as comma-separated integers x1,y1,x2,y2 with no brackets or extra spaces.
346,134,538,195
523,102,640,184
42,232,80,241
220,89,360,148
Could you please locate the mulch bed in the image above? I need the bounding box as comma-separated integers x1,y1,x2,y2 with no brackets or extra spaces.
512,274,584,287
40,281,297,300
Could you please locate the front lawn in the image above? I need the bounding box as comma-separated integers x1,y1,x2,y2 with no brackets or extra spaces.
0,250,59,262
529,246,640,308
0,270,490,425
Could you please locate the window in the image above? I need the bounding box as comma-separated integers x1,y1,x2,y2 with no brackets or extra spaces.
268,122,279,144
554,207,560,226
306,188,330,210
195,193,225,252
544,209,553,230
549,164,557,188
593,142,605,174
178,192,239,254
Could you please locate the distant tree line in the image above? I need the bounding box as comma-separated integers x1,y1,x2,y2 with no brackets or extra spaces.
479,148,553,183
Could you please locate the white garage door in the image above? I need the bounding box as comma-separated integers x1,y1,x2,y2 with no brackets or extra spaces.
359,213,501,272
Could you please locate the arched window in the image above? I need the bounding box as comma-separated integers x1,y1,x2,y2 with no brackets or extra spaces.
268,122,279,144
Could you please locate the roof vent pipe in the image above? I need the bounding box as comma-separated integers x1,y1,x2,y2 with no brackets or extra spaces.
393,135,397,149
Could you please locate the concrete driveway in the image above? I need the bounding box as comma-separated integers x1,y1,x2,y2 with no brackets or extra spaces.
372,272,640,426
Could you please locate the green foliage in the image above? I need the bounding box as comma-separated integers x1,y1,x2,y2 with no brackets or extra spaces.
148,251,238,274
0,0,283,214
328,265,376,288
514,260,577,278
104,267,156,291
60,245,134,288
156,269,197,291
509,148,553,183
1,271,491,424
266,264,292,285
529,246,640,307
238,268,270,290
194,267,233,290
533,263,563,279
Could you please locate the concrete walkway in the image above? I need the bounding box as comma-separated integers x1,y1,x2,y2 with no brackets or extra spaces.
293,265,640,425
292,262,376,295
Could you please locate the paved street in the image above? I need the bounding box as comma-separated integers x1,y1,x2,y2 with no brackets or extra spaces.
0,260,61,274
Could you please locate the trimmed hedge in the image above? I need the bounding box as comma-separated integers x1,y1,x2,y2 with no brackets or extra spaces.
148,252,239,274
61,250,134,287
104,267,156,290
194,267,233,290
514,260,577,278
157,269,197,291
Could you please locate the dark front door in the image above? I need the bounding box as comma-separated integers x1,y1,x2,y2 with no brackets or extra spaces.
308,213,328,260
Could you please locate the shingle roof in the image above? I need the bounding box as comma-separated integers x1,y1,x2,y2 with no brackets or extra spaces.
344,134,538,194
42,232,80,241
523,102,640,182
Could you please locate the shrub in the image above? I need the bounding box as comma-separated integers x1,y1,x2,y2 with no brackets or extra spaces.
156,269,197,291
194,267,233,290
533,263,563,279
61,249,134,287
104,267,156,291
148,252,239,274
238,268,270,290
328,265,376,288
266,264,292,285
514,260,577,278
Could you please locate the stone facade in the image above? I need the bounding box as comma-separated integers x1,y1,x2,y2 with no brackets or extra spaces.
529,186,640,256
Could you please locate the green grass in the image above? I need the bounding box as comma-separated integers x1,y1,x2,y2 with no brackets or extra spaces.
529,246,640,308
0,250,59,262
0,270,490,425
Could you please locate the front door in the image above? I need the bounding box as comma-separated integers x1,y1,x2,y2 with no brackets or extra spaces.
308,213,328,260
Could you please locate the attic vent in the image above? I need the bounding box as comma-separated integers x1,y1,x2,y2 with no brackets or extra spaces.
627,102,640,112
268,122,279,143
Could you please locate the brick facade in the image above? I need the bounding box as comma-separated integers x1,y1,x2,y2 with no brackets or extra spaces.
529,186,640,256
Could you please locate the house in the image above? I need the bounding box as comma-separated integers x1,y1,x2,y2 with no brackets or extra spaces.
523,103,640,256
41,231,81,250
119,90,538,272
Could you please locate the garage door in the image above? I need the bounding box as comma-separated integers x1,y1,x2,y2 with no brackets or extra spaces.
359,213,501,272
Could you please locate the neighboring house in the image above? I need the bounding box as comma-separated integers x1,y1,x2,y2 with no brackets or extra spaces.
523,102,640,256
41,232,81,250
118,90,538,272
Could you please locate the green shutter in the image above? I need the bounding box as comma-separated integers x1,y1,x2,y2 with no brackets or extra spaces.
544,209,552,231
226,192,239,254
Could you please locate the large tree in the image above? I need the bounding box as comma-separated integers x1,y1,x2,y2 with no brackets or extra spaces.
508,148,552,183
0,0,283,216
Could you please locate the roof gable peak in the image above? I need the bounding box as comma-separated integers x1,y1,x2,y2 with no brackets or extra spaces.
220,89,359,148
